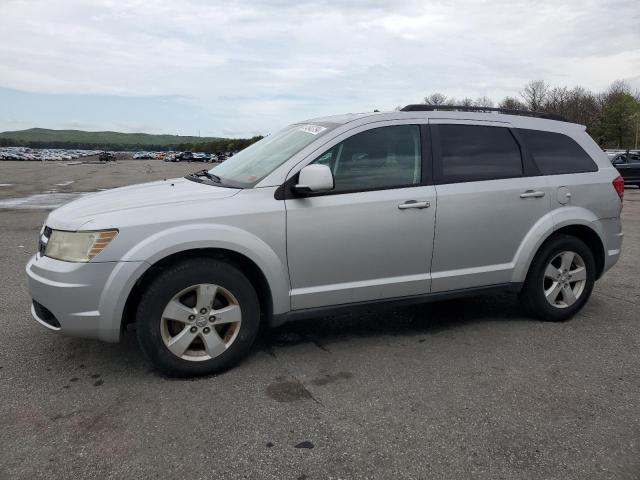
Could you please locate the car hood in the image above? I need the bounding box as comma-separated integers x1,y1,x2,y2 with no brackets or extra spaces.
46,177,240,230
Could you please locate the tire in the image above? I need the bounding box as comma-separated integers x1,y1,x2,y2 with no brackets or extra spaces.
136,257,260,377
519,234,596,322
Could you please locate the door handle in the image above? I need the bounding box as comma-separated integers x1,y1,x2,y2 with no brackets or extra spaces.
520,190,545,199
398,200,430,210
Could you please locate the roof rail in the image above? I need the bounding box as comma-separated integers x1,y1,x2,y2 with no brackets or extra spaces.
399,104,568,122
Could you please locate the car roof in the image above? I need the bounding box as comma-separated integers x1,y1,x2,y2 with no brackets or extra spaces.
299,109,586,134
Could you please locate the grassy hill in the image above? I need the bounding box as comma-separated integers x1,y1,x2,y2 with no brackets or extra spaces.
0,128,221,148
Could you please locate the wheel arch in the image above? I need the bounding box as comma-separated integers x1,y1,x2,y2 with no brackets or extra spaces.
122,247,275,332
115,223,290,336
513,216,606,287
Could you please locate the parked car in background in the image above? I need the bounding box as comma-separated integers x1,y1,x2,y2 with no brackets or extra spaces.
176,151,193,162
0,147,101,161
27,106,624,377
192,152,212,162
99,151,115,162
611,152,640,186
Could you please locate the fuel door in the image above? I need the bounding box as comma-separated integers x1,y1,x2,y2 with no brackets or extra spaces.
556,186,572,205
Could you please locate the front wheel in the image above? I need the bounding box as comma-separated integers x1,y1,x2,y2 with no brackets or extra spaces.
136,258,260,377
519,234,596,322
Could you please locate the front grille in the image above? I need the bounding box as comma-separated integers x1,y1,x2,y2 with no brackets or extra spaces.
32,300,61,328
39,226,52,256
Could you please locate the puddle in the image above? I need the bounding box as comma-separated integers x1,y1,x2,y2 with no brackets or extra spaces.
0,192,87,210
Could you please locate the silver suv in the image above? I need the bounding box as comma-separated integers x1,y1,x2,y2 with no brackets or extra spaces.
27,106,625,376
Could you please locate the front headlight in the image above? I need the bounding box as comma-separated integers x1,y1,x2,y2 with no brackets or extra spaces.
45,229,118,262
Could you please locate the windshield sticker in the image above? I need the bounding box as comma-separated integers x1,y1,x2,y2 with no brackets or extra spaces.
299,124,327,135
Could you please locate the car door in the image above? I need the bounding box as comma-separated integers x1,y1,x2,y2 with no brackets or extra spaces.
615,154,640,184
429,120,551,292
284,123,436,310
628,155,640,184
612,155,629,181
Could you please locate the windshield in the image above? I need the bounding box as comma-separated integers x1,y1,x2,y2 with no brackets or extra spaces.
208,123,336,187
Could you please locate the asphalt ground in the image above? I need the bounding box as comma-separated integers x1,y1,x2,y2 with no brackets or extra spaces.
0,160,639,479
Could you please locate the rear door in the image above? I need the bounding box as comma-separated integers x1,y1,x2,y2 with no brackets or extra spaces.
429,120,551,292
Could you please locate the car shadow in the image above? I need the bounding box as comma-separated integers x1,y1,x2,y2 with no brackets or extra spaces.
259,291,526,352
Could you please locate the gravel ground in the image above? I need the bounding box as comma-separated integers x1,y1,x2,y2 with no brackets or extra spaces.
0,160,639,479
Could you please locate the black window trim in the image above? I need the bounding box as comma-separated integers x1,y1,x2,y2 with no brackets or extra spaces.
509,128,542,177
430,123,533,185
276,123,433,200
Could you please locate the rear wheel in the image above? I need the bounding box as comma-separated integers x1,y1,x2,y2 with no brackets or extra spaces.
519,234,595,322
136,258,260,377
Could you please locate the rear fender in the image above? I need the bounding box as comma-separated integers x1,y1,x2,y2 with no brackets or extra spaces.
511,206,604,284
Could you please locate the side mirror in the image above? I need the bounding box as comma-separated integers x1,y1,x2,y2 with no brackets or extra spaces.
293,164,334,195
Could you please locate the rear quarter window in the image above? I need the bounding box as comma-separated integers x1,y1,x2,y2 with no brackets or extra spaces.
516,129,598,175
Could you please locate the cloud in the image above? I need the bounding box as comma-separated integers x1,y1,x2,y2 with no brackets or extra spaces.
0,0,638,136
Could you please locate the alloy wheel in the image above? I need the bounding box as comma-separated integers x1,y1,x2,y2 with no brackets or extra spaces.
160,283,242,361
543,251,587,309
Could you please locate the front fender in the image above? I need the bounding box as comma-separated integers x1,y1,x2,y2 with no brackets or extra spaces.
117,223,290,316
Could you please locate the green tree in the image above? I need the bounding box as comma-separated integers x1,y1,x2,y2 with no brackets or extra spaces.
597,81,639,148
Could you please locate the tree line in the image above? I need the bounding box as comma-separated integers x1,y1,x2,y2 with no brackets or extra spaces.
419,80,640,149
0,136,264,153
173,136,264,153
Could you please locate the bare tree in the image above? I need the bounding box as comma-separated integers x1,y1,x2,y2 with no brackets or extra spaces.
564,86,599,127
474,96,494,108
459,97,474,107
520,80,549,111
606,80,632,97
424,93,449,105
499,96,526,110
544,86,570,116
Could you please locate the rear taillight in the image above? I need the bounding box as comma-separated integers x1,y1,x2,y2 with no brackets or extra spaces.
612,176,624,202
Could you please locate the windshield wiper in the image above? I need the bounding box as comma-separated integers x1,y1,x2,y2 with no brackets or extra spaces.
190,169,221,183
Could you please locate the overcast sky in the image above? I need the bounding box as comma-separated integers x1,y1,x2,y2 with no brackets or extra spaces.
1,0,639,137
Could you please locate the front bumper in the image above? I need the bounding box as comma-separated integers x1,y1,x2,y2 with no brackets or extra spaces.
26,254,147,342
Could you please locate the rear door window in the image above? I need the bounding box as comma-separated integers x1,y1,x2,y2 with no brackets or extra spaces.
516,129,598,175
432,124,523,183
